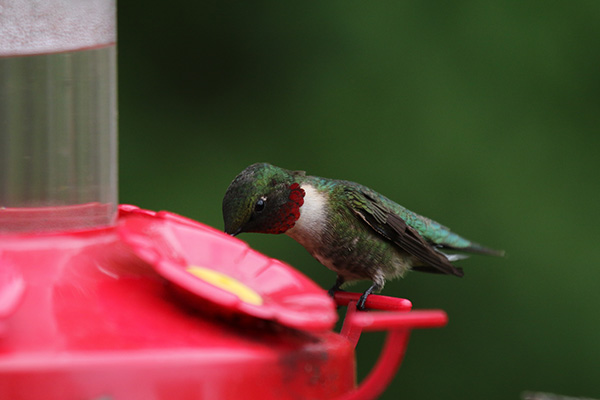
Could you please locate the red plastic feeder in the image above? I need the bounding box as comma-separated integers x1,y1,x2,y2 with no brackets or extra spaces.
0,205,448,399
0,4,448,398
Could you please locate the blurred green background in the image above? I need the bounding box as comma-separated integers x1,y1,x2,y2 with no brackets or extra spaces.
117,2,600,399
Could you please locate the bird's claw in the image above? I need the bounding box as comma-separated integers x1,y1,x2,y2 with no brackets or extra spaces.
328,276,346,298
355,283,379,311
356,293,368,310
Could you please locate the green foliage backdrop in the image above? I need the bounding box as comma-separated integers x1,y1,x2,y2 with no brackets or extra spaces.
118,2,600,399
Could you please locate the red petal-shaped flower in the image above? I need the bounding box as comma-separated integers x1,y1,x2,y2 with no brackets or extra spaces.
117,206,337,332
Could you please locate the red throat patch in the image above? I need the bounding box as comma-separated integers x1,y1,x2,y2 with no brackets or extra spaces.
265,183,305,234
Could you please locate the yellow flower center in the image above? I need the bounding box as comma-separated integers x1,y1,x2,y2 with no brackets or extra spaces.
186,266,263,306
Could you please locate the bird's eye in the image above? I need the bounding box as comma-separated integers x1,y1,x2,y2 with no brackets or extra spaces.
255,197,266,213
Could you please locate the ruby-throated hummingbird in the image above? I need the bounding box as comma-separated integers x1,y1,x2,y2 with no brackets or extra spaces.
222,163,503,309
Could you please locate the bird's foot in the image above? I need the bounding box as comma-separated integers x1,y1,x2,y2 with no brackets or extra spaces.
327,276,346,298
356,283,380,311
356,294,368,310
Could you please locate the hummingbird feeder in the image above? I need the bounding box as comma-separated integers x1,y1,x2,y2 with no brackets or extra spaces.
0,2,448,399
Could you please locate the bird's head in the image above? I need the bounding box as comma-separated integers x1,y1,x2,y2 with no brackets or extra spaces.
222,163,306,236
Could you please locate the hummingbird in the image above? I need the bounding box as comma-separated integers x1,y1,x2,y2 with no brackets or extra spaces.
222,163,503,309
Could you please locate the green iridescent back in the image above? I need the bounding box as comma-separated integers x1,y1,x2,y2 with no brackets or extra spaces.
298,175,496,255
